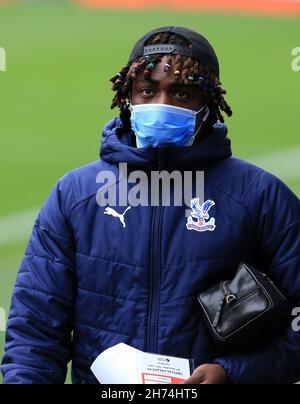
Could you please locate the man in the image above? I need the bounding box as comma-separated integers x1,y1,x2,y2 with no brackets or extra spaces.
1,26,300,384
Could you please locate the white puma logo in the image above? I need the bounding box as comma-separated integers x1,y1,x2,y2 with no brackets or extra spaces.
104,206,131,228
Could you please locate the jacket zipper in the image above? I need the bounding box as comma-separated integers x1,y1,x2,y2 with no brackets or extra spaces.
147,153,164,353
213,281,237,327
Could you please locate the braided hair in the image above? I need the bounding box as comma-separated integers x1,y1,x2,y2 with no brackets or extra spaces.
110,31,232,127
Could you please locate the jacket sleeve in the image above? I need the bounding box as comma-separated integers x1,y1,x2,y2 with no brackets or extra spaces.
214,170,300,384
1,175,76,384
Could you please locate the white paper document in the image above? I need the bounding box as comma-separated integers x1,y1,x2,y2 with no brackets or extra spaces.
91,343,194,384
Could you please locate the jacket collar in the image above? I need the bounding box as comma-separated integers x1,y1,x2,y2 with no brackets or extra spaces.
100,116,232,170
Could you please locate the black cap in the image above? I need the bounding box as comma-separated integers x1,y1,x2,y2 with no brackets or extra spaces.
128,26,220,77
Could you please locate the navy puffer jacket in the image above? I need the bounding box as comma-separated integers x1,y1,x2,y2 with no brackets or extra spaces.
1,117,300,384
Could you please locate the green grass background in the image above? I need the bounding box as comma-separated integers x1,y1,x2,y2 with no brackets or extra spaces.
0,0,299,384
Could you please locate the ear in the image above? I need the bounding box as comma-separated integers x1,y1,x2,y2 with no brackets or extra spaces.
194,105,210,139
119,108,132,131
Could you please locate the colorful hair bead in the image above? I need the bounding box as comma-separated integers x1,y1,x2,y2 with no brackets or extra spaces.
197,76,204,81
164,63,171,72
147,63,155,69
174,70,180,76
188,76,194,81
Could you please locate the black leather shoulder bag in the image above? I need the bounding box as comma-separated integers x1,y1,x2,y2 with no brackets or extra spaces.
197,263,292,354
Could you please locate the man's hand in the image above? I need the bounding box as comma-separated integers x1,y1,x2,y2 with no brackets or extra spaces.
183,364,228,384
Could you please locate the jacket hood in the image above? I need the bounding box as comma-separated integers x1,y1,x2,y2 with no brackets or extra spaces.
100,115,232,170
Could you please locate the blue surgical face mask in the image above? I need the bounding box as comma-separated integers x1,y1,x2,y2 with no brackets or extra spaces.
129,103,209,148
